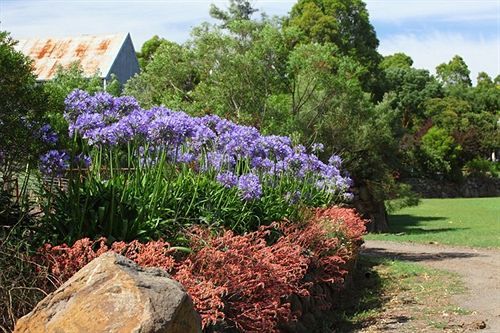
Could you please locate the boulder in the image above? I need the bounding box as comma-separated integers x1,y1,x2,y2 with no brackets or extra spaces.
14,252,201,333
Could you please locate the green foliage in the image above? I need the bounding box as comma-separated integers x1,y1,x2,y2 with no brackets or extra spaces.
105,74,122,96
424,89,498,162
0,31,47,178
125,40,198,110
473,72,500,112
190,20,292,125
436,55,472,87
44,63,103,112
136,35,171,69
127,19,292,124
463,158,499,177
379,52,413,70
288,0,379,64
379,53,497,180
384,183,420,213
383,66,442,129
209,0,258,27
419,127,462,177
44,63,120,107
287,0,382,96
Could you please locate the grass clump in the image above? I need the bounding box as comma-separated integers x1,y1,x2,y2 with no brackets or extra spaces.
331,255,467,332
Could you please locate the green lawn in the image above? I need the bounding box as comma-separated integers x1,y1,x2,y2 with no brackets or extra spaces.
366,197,500,248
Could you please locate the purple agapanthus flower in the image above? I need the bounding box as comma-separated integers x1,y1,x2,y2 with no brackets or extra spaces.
343,192,354,202
38,124,58,145
203,152,235,171
39,150,70,177
62,90,354,202
216,171,238,188
328,155,342,167
237,173,262,200
74,153,91,168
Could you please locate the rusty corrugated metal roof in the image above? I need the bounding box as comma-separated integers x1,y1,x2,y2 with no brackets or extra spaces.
14,33,129,81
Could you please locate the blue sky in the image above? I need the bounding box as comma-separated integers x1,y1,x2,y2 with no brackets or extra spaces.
1,0,498,82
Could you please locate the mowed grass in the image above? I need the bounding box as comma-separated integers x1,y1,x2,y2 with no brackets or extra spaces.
366,197,500,248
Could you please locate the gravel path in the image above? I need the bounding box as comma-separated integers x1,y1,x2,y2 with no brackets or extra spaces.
362,240,500,332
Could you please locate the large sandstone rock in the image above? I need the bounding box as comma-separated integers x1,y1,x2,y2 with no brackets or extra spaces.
14,252,201,333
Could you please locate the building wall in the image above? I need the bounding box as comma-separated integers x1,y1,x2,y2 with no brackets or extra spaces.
107,34,140,86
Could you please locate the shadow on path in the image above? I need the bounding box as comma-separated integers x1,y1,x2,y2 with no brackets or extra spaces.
329,256,386,332
362,247,484,262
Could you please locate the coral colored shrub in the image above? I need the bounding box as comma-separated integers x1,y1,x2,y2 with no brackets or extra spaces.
281,219,348,286
36,238,175,284
312,206,367,243
179,226,310,331
36,207,368,333
36,238,109,284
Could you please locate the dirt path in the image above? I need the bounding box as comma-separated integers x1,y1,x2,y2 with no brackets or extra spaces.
362,240,500,332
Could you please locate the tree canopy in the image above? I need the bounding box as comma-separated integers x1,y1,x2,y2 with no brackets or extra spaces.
287,0,382,96
0,31,47,178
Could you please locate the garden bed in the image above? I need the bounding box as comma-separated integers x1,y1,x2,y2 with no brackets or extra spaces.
2,90,366,332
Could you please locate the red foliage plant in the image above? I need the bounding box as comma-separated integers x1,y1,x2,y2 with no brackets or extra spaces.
178,226,310,331
36,238,176,285
36,207,368,333
311,206,367,243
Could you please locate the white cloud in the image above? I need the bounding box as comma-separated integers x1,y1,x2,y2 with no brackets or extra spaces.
365,0,498,23
0,0,217,46
379,32,499,81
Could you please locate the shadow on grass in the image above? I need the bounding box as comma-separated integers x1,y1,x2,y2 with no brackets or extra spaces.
328,255,389,332
384,214,470,235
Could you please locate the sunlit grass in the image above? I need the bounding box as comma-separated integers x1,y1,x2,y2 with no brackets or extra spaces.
367,198,500,248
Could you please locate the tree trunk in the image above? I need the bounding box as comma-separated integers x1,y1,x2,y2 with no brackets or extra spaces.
352,184,389,232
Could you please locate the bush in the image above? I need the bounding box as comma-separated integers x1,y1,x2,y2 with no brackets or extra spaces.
0,241,52,332
463,157,498,177
0,31,48,182
384,183,421,213
35,207,367,333
419,127,462,178
0,180,48,332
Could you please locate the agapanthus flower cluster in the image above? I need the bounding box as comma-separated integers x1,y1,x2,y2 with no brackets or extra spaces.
39,150,70,177
216,171,238,189
38,124,58,145
74,153,92,168
62,90,352,201
237,173,262,200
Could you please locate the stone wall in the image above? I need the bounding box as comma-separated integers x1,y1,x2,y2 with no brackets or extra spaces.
404,176,500,198
279,256,359,333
